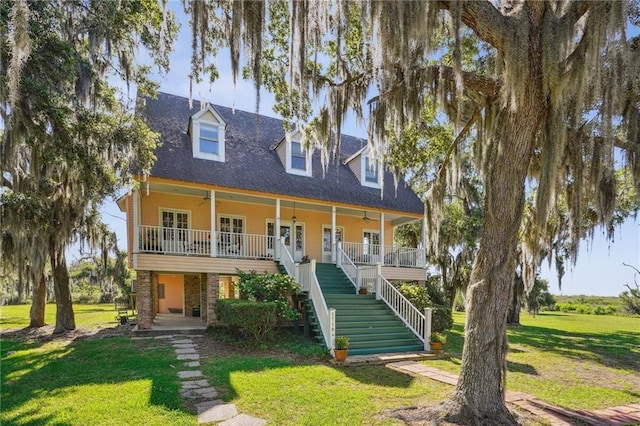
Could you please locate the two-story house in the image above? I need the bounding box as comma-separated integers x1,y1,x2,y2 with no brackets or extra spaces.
119,92,432,354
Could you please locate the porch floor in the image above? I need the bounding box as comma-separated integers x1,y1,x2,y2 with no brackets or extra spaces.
132,313,208,337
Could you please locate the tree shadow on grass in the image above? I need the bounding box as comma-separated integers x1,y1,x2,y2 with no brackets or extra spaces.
0,333,190,425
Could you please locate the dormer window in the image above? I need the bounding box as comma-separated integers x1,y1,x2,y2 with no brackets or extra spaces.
291,141,306,171
199,124,219,156
281,135,312,177
361,151,381,188
364,156,379,184
190,106,226,162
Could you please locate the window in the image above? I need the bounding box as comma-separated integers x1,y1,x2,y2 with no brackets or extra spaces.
199,124,219,155
364,156,379,183
285,136,312,176
158,283,166,299
219,216,244,253
291,141,306,171
363,230,380,256
360,150,382,188
161,210,189,242
191,107,226,162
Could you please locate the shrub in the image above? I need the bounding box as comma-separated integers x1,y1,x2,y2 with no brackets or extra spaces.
236,269,301,320
216,299,278,341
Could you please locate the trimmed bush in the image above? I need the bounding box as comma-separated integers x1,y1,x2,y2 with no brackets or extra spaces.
236,269,301,320
216,299,278,341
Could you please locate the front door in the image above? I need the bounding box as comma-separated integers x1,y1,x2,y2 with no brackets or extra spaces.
322,226,343,263
267,220,304,261
363,230,381,264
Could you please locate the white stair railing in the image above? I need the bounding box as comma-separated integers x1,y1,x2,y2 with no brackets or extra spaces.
298,260,336,350
336,242,358,293
278,237,298,281
375,264,433,350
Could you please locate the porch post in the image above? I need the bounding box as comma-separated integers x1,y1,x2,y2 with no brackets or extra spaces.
206,272,220,326
336,242,342,267
331,206,337,263
421,212,428,267
375,262,382,299
379,212,385,264
132,189,140,258
275,199,281,260
210,190,217,257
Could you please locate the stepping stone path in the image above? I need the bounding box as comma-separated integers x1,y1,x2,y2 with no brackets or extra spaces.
143,335,267,425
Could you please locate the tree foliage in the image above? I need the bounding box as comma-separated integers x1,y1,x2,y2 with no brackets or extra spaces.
1,0,176,332
184,1,639,422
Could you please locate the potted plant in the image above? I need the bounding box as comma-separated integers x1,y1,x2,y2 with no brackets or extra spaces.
358,285,368,295
334,336,350,362
430,332,447,351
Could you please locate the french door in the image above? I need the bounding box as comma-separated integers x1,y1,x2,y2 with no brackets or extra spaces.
267,220,304,261
160,210,189,252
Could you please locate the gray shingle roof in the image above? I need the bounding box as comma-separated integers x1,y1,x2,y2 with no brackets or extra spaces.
139,92,424,215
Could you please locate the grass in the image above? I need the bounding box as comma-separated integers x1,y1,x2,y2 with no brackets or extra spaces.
426,311,640,410
1,305,638,424
0,303,119,330
0,338,194,425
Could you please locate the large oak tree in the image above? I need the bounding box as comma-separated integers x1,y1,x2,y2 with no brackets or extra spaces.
185,1,639,422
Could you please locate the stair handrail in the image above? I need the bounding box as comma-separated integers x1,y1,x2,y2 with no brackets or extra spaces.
278,237,298,282
376,264,433,350
298,260,336,350
336,242,359,292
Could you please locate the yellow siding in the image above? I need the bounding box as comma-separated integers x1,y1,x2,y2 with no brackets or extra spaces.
157,274,184,314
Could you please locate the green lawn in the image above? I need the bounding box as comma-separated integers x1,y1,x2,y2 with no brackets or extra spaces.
0,338,194,425
0,303,119,330
427,312,640,410
1,306,638,424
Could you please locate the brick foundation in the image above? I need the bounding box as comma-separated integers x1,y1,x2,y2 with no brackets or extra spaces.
200,273,208,323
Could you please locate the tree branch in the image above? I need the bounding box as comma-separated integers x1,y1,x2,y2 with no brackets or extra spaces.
558,0,591,29
439,0,508,53
437,105,482,181
367,65,500,106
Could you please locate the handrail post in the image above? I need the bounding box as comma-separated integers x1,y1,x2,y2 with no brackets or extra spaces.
336,242,343,267
375,263,382,299
424,307,433,351
355,267,361,294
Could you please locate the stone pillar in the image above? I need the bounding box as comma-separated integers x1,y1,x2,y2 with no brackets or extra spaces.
137,270,153,329
206,273,220,326
200,273,208,323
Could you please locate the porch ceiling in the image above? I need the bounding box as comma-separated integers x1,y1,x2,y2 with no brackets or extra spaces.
146,181,422,225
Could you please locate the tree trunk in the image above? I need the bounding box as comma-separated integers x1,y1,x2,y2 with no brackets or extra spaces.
51,243,75,333
507,274,523,326
29,272,47,328
444,76,544,426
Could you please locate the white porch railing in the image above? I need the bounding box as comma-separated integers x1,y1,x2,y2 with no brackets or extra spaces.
216,232,274,259
277,237,297,280
139,225,212,255
298,260,335,350
341,241,425,268
358,265,378,294
137,225,274,259
336,243,358,293
376,267,433,351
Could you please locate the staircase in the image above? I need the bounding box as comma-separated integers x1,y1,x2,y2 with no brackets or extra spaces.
314,263,424,355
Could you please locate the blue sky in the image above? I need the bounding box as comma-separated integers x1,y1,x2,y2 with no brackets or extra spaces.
92,3,639,297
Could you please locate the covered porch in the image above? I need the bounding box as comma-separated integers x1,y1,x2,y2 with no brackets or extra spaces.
125,181,427,269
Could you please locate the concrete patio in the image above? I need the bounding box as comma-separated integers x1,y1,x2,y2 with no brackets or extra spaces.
132,313,208,337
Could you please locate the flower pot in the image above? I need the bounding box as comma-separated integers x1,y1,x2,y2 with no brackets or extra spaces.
358,288,368,295
334,349,348,362
430,341,443,351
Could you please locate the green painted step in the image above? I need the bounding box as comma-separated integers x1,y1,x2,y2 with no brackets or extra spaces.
313,263,424,355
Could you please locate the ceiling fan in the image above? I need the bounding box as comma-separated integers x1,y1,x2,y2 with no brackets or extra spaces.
357,211,378,223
